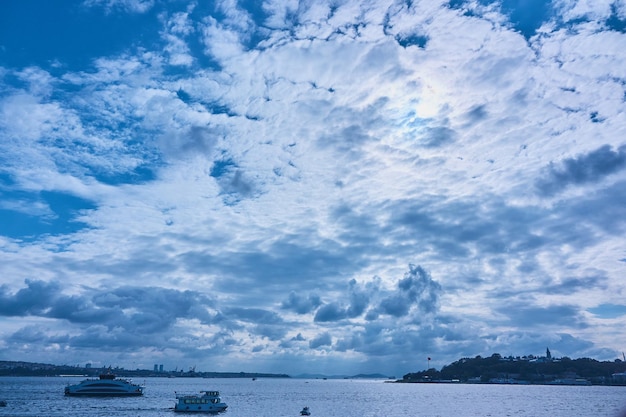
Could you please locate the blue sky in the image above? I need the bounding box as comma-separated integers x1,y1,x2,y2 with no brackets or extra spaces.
0,0,625,377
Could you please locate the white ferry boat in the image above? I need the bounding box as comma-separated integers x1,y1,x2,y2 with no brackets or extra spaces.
174,390,228,413
64,373,144,396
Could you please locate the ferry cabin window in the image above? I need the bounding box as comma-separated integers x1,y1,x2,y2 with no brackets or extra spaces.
184,399,209,404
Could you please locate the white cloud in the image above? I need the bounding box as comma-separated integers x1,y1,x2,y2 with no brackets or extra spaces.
555,0,615,21
160,10,196,67
0,0,625,376
83,0,154,14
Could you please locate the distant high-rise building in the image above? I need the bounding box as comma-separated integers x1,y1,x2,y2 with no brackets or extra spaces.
154,364,158,372
546,347,552,360
159,364,164,372
85,363,92,369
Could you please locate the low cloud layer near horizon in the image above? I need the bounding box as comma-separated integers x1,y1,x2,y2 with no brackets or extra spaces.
0,0,625,377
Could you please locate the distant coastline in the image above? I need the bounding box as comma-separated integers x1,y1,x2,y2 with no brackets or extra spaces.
0,360,398,380
0,361,289,379
5,351,626,386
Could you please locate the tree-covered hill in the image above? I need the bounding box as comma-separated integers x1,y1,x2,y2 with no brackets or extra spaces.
401,353,626,385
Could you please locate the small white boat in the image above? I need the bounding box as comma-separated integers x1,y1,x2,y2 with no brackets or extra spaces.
64,373,144,396
174,390,228,413
300,406,311,415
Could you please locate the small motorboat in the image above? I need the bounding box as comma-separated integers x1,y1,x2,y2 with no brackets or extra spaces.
174,390,228,413
300,406,311,415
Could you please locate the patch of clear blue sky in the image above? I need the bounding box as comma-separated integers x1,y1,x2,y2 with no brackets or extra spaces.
95,164,158,185
0,188,96,240
500,0,554,38
210,158,236,178
607,4,626,32
0,1,162,69
448,0,554,39
588,303,626,319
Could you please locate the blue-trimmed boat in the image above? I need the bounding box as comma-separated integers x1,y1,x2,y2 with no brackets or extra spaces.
174,390,228,413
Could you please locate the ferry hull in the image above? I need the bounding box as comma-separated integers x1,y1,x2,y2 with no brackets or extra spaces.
64,389,144,397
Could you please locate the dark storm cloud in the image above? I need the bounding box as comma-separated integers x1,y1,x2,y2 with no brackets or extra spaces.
309,332,332,349
495,273,607,299
379,295,410,317
335,332,365,352
253,323,287,341
351,323,441,358
292,333,306,341
97,286,217,328
0,280,122,325
346,278,370,317
0,281,245,355
383,179,624,267
66,326,153,349
0,280,217,333
562,179,626,235
10,326,66,345
377,265,441,317
536,145,626,196
330,203,386,249
314,302,347,322
47,294,122,324
66,246,180,280
182,238,354,291
279,332,306,348
484,332,596,359
496,302,588,329
365,198,505,259
312,278,375,322
281,291,322,314
310,265,441,324
398,265,441,313
0,279,62,316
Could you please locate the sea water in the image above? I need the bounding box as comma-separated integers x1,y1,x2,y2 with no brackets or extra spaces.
1,376,625,417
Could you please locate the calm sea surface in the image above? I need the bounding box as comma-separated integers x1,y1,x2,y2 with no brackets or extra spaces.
1,377,626,417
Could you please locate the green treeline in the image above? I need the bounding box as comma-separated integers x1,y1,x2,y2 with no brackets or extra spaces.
402,353,626,385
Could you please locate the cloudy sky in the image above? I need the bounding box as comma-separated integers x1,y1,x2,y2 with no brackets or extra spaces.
0,0,625,377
